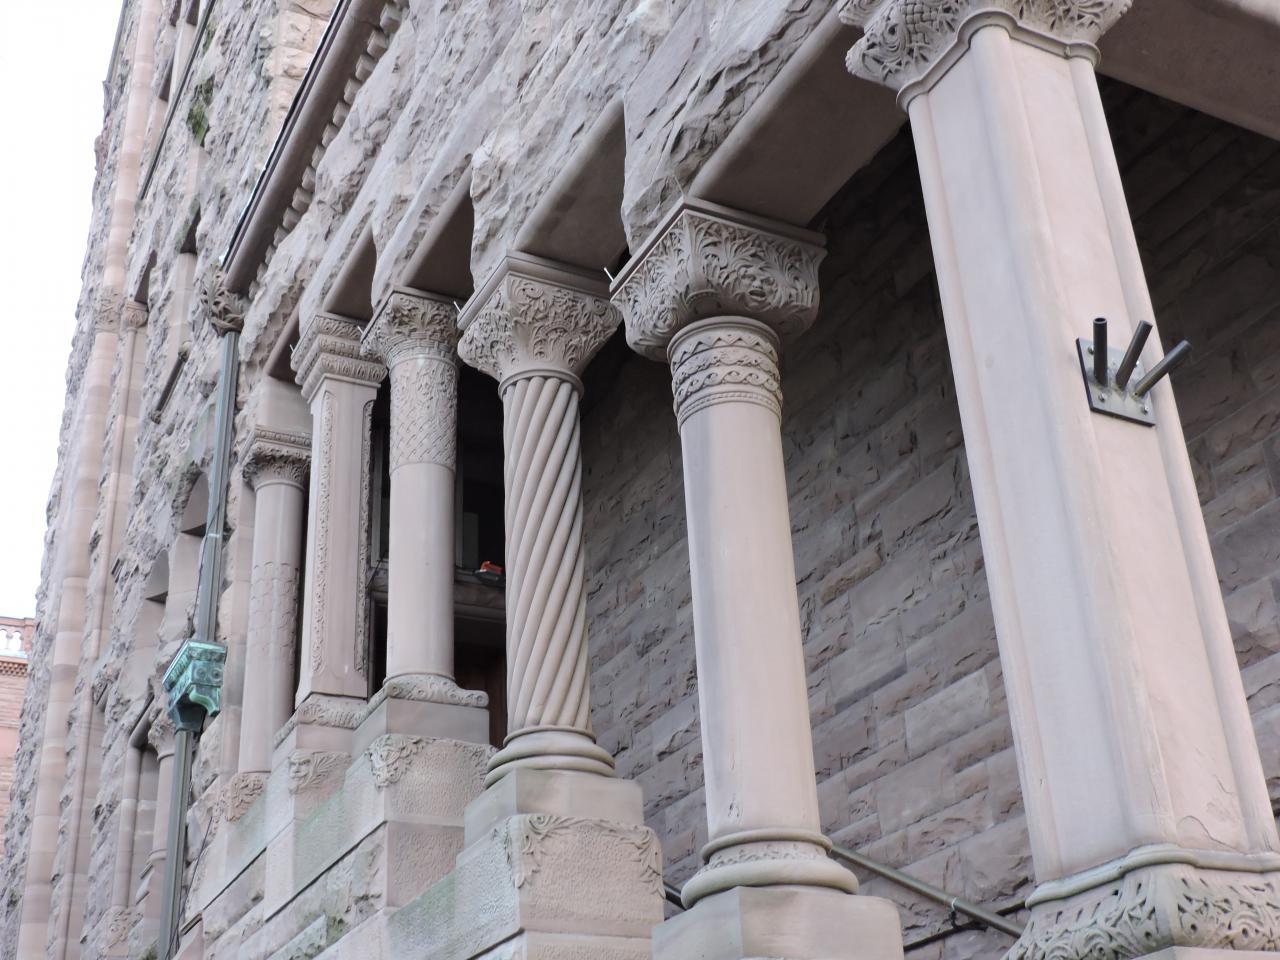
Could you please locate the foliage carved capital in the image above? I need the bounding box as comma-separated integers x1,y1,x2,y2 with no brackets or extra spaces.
292,313,386,402
611,200,825,362
458,255,618,385
200,267,246,334
840,0,1132,94
362,287,459,366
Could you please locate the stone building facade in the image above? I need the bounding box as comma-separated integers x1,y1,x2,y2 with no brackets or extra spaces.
3,1,1279,959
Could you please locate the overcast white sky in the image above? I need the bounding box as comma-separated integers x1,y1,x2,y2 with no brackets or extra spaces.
0,3,124,616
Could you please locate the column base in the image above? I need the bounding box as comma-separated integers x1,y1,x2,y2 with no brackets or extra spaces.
682,829,859,906
485,726,616,787
388,767,664,959
1010,862,1280,960
654,885,904,960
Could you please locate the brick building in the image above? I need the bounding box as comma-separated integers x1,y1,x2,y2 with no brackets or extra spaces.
3,1,1280,960
0,617,32,861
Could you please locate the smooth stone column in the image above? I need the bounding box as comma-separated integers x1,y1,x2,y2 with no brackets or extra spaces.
290,314,385,712
843,3,1280,958
614,200,902,960
230,416,310,810
361,288,466,692
459,255,620,785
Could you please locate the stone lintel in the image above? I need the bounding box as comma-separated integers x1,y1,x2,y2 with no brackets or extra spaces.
458,252,619,385
292,312,386,401
840,0,1132,101
611,197,825,362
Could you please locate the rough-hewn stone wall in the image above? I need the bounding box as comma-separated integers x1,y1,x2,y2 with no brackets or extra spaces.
582,81,1280,958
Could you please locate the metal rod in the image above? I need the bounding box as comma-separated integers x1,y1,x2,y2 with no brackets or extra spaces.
664,882,684,909
1092,317,1108,385
157,728,195,960
1114,320,1153,390
830,844,1024,938
1133,340,1192,398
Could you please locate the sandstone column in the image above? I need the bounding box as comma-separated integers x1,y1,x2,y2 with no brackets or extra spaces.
360,288,466,693
613,200,902,960
459,257,618,785
229,411,310,807
841,2,1280,956
290,314,385,713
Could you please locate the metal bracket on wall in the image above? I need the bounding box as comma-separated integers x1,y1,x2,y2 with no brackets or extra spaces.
1077,317,1191,427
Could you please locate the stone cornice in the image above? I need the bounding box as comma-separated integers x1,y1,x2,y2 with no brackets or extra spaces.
458,254,618,386
611,199,825,362
292,313,387,401
840,0,1131,97
361,287,459,366
199,268,247,335
241,427,311,489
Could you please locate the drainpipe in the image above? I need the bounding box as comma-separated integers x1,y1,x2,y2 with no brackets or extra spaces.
157,277,244,960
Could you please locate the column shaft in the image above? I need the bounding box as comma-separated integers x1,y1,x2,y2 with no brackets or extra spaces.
458,257,618,785
292,315,385,706
237,432,308,775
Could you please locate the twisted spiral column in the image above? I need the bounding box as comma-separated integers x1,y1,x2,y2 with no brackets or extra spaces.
458,255,618,786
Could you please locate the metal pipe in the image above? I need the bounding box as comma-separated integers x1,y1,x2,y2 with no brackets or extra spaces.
158,325,240,960
830,844,1024,938
1133,340,1192,398
1092,317,1108,385
664,882,684,909
1114,320,1153,390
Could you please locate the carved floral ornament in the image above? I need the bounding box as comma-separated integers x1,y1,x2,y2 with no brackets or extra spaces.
93,290,125,332
1007,864,1280,960
199,267,247,334
840,0,1132,92
362,288,459,365
610,201,825,362
292,313,387,401
458,256,619,385
241,427,311,489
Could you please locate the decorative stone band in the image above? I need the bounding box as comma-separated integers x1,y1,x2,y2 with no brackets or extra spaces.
457,253,618,389
840,0,1132,100
199,267,247,334
1008,862,1280,960
681,826,859,908
292,313,387,402
272,693,366,748
611,198,824,362
669,319,783,427
241,427,311,490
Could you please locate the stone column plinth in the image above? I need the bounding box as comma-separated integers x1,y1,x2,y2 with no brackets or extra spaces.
613,200,902,960
843,3,1280,958
290,315,385,719
459,256,619,786
232,422,310,801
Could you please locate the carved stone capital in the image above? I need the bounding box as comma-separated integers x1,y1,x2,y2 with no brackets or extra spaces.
241,427,311,490
292,313,387,402
93,290,125,332
362,287,459,367
458,254,618,386
122,299,149,330
199,267,246,334
840,0,1132,95
612,199,825,362
1010,863,1280,960
148,708,177,755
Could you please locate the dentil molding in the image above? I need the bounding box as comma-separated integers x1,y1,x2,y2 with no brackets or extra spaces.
840,0,1132,95
292,313,387,402
458,254,618,386
611,199,825,362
